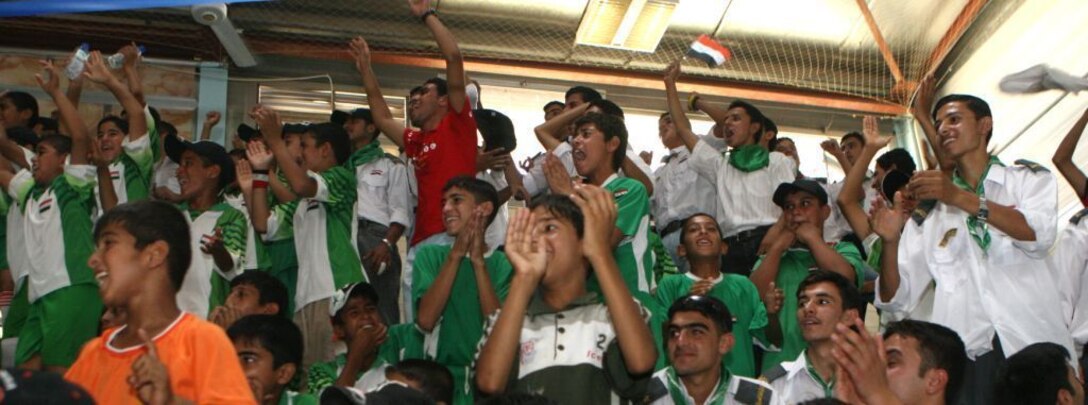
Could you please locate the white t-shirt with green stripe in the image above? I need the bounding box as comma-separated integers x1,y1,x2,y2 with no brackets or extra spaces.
176,201,248,318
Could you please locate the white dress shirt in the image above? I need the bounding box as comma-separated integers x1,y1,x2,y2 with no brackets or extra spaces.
354,156,412,229
1050,208,1088,358
653,146,718,226
688,140,796,237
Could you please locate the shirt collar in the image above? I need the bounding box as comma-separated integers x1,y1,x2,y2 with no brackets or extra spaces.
684,271,723,285
526,292,599,315
602,173,621,188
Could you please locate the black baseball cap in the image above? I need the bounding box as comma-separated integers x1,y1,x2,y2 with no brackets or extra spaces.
773,179,828,207
0,368,95,404
349,108,373,123
474,108,516,152
165,135,236,188
330,110,351,126
237,123,260,142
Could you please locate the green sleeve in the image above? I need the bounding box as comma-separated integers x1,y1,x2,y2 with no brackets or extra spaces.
144,105,161,164
215,208,249,259
306,361,337,395
487,252,514,301
317,166,357,210
379,324,425,365
265,200,299,242
61,165,98,199
411,245,448,306
834,242,867,288
612,180,648,237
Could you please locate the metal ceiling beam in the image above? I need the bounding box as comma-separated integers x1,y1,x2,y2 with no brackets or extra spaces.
248,39,906,115
922,0,990,78
853,0,904,84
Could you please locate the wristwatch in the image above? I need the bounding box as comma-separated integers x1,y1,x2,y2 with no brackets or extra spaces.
977,196,989,222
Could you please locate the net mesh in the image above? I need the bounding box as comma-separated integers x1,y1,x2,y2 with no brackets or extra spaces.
1,0,982,106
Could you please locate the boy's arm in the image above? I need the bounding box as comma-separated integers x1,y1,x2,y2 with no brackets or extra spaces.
237,156,270,234
251,107,318,198
85,50,148,143
750,218,792,299
416,226,476,332
118,43,146,106
469,214,502,317
410,0,467,113
349,37,405,148
663,62,701,151
42,59,88,165
534,103,589,151
573,185,656,374
796,223,857,284
836,116,891,239
1053,107,1088,198
200,111,221,141
92,138,119,212
269,168,297,204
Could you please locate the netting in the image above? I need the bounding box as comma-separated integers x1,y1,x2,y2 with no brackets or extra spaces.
1,0,984,105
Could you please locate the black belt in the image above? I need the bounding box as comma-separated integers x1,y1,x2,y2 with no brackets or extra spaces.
659,220,684,237
723,225,771,244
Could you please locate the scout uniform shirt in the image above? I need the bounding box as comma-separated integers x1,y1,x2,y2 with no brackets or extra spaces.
642,365,780,405
350,147,411,232
176,200,248,318
652,146,718,232
655,273,769,378
1053,208,1088,358
687,139,796,238
762,350,834,404
875,160,1076,360
264,167,364,311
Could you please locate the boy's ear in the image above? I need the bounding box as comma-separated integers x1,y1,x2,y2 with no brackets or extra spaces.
258,302,281,316
144,240,170,270
275,363,297,386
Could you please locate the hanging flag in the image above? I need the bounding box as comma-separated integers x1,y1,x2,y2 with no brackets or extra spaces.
687,34,732,67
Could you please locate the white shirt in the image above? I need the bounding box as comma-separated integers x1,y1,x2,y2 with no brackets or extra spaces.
823,178,876,242
225,193,261,272
1050,208,1088,357
177,205,246,318
875,164,1074,360
653,146,718,226
765,351,832,404
153,158,180,196
477,170,509,250
354,156,411,228
688,140,796,237
646,368,781,405
522,143,576,197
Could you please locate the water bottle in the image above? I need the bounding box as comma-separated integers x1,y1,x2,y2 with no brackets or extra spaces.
107,45,145,69
65,43,90,80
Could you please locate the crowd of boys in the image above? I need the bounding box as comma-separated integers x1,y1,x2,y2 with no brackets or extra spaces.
0,0,1087,404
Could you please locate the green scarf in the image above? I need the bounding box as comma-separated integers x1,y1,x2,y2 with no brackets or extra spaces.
666,365,731,405
346,140,383,168
951,155,1003,251
727,144,769,172
804,352,835,398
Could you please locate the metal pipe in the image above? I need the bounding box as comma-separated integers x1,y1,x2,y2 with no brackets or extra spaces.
0,46,218,68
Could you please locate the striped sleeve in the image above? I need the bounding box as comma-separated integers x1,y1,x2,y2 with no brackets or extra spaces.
311,166,357,209
214,207,248,277
263,200,298,242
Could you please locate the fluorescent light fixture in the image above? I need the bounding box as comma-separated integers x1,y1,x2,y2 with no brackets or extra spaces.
575,0,678,52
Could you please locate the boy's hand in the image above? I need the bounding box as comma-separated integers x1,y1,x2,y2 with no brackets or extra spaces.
82,51,114,84
209,305,242,329
348,324,388,359
407,0,432,17
249,106,283,143
476,148,506,172
89,137,110,169
664,60,681,84
861,115,893,150
204,111,222,128
129,329,174,405
236,159,253,195
348,37,372,74
762,282,785,315
871,193,908,243
570,184,616,258
119,42,142,70
34,60,60,95
449,213,478,259
793,221,822,247
504,208,547,282
543,153,574,196
690,279,713,296
468,211,487,266
200,228,227,256
245,140,274,171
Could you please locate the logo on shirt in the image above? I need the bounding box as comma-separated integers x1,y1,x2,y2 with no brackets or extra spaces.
369,169,384,176
38,197,53,214
612,188,629,199
938,228,958,248
306,199,320,212
110,170,120,181
520,338,538,365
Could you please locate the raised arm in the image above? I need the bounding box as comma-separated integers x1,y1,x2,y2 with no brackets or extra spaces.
663,62,700,151
871,195,907,302
911,75,952,173
42,59,88,165
409,0,466,112
0,123,29,170
821,139,852,174
251,107,317,198
837,117,892,239
119,43,146,106
91,138,119,211
242,142,274,234
200,111,221,141
416,220,478,332
349,37,405,148
84,50,147,142
1053,107,1088,198
534,103,588,151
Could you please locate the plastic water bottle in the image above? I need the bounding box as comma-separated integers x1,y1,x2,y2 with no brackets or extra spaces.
65,43,90,80
107,45,145,69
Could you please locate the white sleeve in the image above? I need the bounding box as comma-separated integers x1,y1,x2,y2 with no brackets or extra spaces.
875,221,933,314
552,143,577,177
688,139,722,183
1011,170,1058,257
387,161,412,228
309,170,331,202
1051,221,1088,326
769,151,797,185
621,148,655,191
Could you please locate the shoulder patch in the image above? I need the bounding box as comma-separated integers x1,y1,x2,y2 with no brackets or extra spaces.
760,364,788,382
613,188,629,199
911,199,937,225
1071,207,1088,225
1014,159,1050,173
735,378,774,405
638,378,668,404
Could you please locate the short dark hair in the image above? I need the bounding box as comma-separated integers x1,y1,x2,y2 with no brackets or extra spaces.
409,86,425,97
230,271,289,317
159,122,178,138
796,270,862,313
528,194,584,239
228,148,247,161
227,314,304,369
994,342,1075,405
727,100,766,143
681,212,723,240
424,77,449,97
543,101,564,112
36,117,59,134
573,112,627,171
841,131,864,146
770,136,794,152
442,176,501,226
2,91,39,127
587,99,624,120
97,115,129,135
306,122,352,165
667,295,733,333
876,148,917,176
390,359,454,404
94,200,191,290
38,134,72,155
883,320,967,402
763,116,778,135
331,282,380,326
565,86,602,104
933,94,993,141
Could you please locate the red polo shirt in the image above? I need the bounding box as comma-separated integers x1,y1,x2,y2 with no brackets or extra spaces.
404,100,478,246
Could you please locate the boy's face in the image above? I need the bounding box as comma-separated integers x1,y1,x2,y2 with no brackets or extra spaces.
176,150,220,200
408,83,445,125
530,206,583,285
225,284,279,318
344,118,375,143
666,310,732,377
721,107,759,148
658,115,680,149
544,104,564,122
233,338,294,404
571,122,618,178
300,133,330,171
775,139,799,167
781,191,830,231
283,133,303,166
97,120,125,163
935,101,990,159
88,223,152,307
841,137,863,165
797,281,856,342
441,187,488,236
32,142,66,185
678,215,726,260
333,296,383,344
0,97,28,129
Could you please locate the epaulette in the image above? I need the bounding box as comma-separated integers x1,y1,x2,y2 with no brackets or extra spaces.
384,152,404,163
735,378,774,405
637,378,668,404
1071,207,1088,225
911,199,937,225
1014,159,1050,173
760,364,788,382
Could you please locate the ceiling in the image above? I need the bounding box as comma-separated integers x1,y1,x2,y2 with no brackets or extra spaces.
1,0,998,110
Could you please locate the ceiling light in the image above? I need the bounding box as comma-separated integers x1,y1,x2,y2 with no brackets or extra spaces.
575,0,678,53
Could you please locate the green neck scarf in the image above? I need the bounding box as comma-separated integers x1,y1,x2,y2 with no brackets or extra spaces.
347,140,383,168
666,365,731,405
951,155,1003,251
805,351,835,397
727,144,769,172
